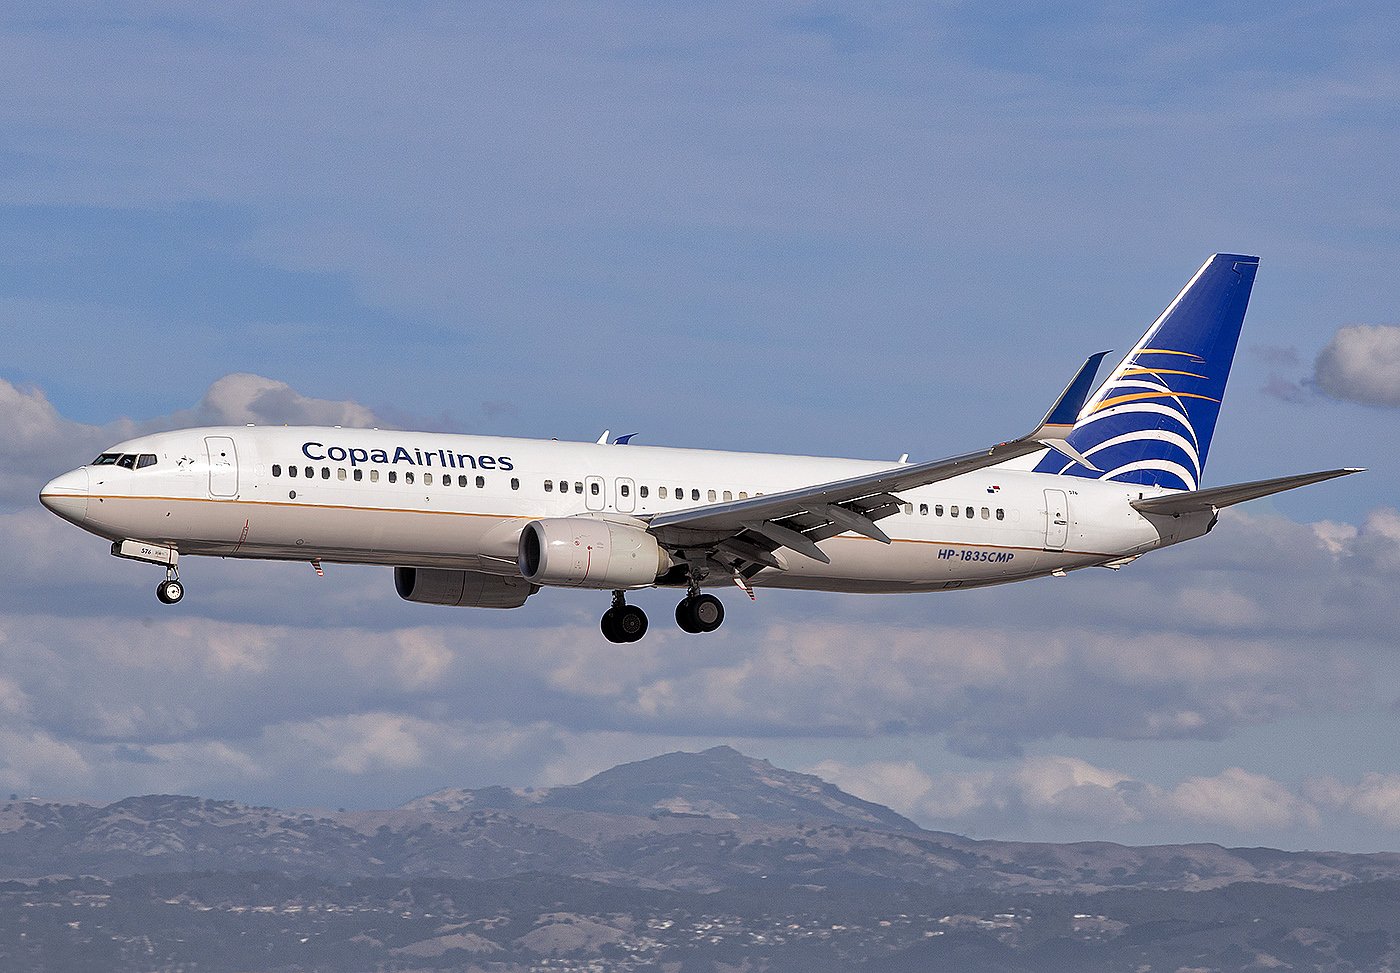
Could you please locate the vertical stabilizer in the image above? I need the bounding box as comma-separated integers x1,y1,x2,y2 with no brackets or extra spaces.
1034,253,1259,490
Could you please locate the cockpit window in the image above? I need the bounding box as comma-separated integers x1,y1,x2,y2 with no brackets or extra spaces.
116,454,137,469
136,454,157,469
92,453,121,465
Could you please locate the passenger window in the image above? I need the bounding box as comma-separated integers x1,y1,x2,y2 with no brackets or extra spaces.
996,508,1004,520
691,488,700,501
919,503,928,515
707,489,717,501
659,486,668,499
981,507,990,519
370,470,379,483
388,471,397,483
575,482,583,494
288,465,297,478
305,466,313,478
620,484,630,497
272,464,282,477
639,486,649,498
739,491,748,499
511,477,520,490
337,468,347,481
723,490,732,501
459,475,469,487
353,469,363,481
675,486,683,498
321,467,330,479
903,503,913,515
965,506,974,519
951,505,959,518
935,504,943,517
476,475,485,488
442,475,450,488
424,472,433,485
405,471,415,484
117,454,136,469
591,482,600,496
137,454,157,469
544,479,553,492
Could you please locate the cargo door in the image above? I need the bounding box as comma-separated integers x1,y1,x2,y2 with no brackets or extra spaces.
1043,488,1069,550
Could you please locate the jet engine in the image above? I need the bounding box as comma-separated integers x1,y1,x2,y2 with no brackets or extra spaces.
518,518,670,588
394,567,535,608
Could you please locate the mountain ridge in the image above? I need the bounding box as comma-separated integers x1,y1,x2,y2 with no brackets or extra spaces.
402,745,922,832
3,746,1399,895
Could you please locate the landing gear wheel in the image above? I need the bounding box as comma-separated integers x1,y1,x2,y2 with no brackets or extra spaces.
676,594,724,633
601,602,648,643
601,608,622,642
615,605,648,642
156,578,184,605
675,599,701,633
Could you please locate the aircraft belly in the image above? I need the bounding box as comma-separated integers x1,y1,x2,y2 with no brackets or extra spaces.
94,496,523,571
752,532,1052,592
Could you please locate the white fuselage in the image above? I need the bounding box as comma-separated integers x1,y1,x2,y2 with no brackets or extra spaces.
40,426,1209,594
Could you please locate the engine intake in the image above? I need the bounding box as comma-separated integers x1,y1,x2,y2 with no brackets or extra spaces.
394,567,535,608
518,518,669,588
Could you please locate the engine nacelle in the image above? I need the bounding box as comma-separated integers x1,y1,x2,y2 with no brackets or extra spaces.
394,567,535,608
518,518,670,589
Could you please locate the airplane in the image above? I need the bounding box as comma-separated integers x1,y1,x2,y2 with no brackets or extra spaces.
40,253,1359,642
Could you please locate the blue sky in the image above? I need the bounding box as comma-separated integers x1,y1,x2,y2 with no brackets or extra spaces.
2,1,1399,849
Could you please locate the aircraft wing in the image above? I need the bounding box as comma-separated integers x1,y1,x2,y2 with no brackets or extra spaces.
646,353,1110,568
1130,468,1364,516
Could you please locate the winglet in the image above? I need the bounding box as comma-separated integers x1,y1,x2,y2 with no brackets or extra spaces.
1027,351,1109,440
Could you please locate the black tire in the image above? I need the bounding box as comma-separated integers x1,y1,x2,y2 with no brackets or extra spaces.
601,608,625,643
617,605,648,642
157,579,184,605
675,598,701,633
691,594,724,632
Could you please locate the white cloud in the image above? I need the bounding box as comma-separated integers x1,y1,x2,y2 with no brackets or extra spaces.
814,755,1320,837
291,713,430,775
177,373,379,429
806,759,939,817
1308,774,1400,830
1162,768,1319,832
1314,325,1400,407
0,728,92,795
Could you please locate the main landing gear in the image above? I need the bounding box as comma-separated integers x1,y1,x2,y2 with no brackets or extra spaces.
601,591,649,644
675,593,724,634
600,588,727,642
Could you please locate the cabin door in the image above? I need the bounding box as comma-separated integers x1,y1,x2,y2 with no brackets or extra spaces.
206,437,239,498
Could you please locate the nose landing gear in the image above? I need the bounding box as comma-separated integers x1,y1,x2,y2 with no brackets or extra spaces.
601,591,648,643
156,566,184,605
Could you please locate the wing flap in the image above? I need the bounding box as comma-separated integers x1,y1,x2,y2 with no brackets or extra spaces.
1131,468,1363,516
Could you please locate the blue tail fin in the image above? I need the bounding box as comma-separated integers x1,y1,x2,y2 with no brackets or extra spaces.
1033,253,1259,490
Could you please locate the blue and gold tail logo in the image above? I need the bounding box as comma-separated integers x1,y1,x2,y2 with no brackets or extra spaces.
1034,254,1259,490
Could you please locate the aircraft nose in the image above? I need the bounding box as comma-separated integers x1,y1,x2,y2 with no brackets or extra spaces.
40,468,89,524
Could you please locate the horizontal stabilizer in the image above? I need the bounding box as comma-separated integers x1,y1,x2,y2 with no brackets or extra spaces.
1130,468,1363,516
